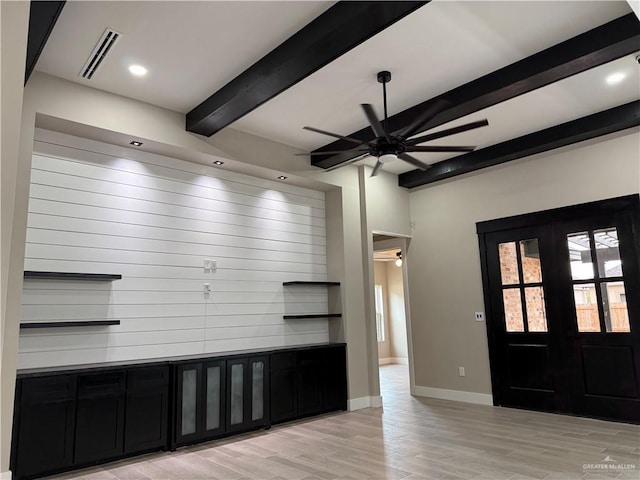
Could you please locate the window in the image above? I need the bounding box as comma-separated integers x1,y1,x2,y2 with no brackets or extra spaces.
374,284,385,342
567,227,630,333
498,238,548,332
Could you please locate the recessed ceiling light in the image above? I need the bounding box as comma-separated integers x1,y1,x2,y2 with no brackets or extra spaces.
129,141,143,146
277,176,287,180
605,72,626,85
128,65,147,77
213,160,224,165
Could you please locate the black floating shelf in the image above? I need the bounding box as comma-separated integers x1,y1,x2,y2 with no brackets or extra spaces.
24,271,122,281
283,281,340,286
283,314,342,319
20,320,121,329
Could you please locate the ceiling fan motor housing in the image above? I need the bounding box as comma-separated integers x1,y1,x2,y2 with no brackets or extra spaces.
370,136,406,157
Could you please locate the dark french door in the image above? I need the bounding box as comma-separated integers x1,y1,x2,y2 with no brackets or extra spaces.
478,195,640,423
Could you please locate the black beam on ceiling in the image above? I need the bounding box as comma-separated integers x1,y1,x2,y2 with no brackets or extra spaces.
311,13,640,169
25,1,66,84
398,101,640,189
186,1,428,137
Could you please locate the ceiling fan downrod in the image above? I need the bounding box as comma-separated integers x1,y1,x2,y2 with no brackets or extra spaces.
377,70,391,138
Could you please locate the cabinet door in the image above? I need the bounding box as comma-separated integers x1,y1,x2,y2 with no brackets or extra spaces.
202,360,226,440
322,346,348,412
297,350,323,416
226,358,248,432
248,355,268,427
74,372,126,465
270,352,297,424
14,376,77,478
124,366,169,453
175,363,202,445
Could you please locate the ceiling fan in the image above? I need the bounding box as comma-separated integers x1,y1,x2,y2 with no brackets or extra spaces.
298,71,489,177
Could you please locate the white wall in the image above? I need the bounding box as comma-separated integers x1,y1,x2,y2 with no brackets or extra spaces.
386,261,408,360
18,131,330,369
408,131,640,397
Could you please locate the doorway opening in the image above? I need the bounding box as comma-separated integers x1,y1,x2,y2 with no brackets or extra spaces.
372,234,412,402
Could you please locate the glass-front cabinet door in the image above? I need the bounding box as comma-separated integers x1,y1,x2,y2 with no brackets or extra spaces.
175,363,202,445
202,360,226,440
226,355,269,433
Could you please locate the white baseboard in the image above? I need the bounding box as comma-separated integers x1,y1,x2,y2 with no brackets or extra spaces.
348,395,383,410
378,357,408,365
413,385,493,406
0,470,12,480
390,357,408,365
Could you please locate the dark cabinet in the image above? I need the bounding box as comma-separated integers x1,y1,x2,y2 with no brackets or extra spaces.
125,366,169,453
270,352,297,423
175,360,226,446
13,376,76,478
74,371,126,464
270,345,347,424
322,345,348,412
226,355,269,433
298,349,324,416
12,344,345,479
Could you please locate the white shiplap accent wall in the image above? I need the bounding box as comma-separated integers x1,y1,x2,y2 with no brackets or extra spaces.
18,132,330,369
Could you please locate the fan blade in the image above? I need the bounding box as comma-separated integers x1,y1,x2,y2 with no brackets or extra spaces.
361,104,388,140
370,159,383,177
395,99,450,139
406,146,475,152
303,126,364,145
324,152,370,172
295,149,369,156
398,153,431,170
407,119,489,145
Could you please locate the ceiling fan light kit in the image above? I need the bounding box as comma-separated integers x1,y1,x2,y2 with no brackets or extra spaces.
300,70,489,176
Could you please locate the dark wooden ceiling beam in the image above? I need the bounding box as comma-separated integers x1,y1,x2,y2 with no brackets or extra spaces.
311,13,640,169
398,101,640,189
186,1,428,137
25,1,66,84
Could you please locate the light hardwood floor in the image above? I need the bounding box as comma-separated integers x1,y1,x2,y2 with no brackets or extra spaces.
46,364,639,480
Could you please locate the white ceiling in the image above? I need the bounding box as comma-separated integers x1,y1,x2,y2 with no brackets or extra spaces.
35,1,638,176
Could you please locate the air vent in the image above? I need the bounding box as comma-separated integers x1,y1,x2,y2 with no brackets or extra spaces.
79,28,121,80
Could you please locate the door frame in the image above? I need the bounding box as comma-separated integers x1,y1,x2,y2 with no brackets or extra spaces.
477,194,640,407
371,233,416,397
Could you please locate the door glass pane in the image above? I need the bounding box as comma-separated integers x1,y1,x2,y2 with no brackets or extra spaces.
574,283,600,332
503,289,524,332
230,364,244,425
181,369,197,435
499,242,520,285
251,361,264,421
594,228,622,278
520,239,542,283
603,281,630,333
525,287,547,332
205,366,221,431
567,232,594,280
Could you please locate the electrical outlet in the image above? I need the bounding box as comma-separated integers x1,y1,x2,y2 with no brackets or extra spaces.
458,366,465,377
204,259,211,272
210,259,217,272
475,311,484,322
